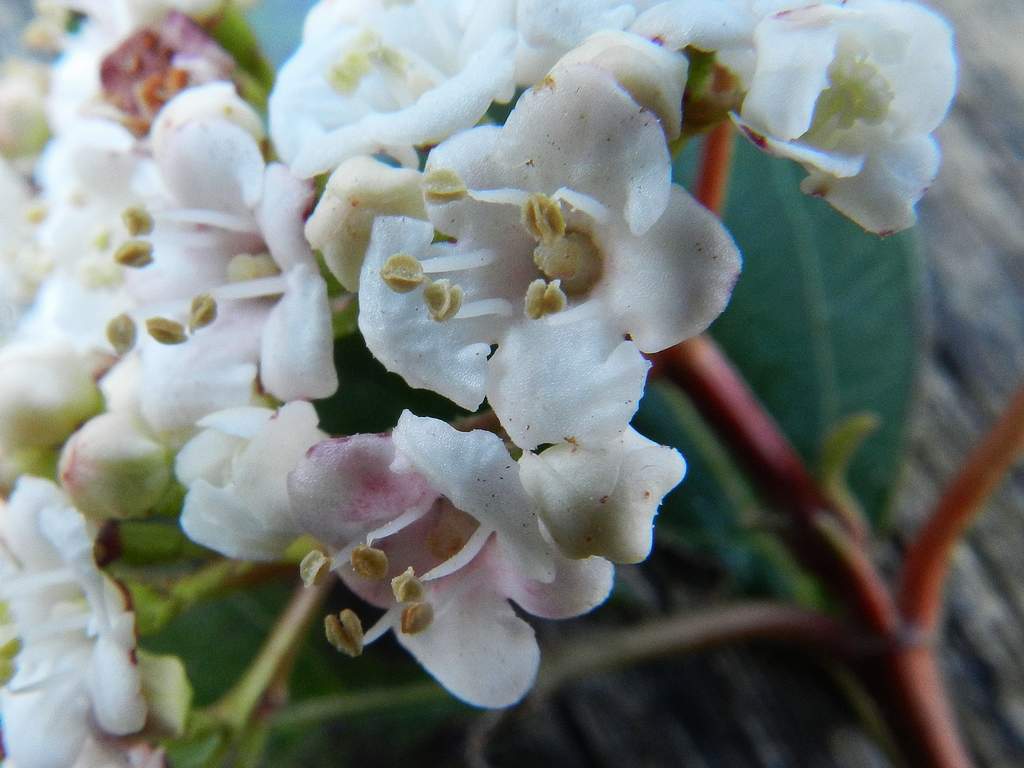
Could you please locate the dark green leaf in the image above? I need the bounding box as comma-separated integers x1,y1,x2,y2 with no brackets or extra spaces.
675,139,922,527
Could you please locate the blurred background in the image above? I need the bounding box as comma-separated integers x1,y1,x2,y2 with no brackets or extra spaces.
1,0,1022,765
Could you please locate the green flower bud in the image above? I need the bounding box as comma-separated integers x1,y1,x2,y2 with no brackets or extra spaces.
59,412,171,520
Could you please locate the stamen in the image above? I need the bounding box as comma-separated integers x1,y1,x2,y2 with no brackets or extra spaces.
325,609,364,657
145,317,187,345
122,206,154,236
532,230,603,296
227,253,281,283
188,293,217,332
423,279,463,322
422,168,467,204
400,602,434,635
106,313,137,355
391,568,425,603
380,252,425,293
299,549,330,588
522,193,565,243
113,240,154,268
524,278,567,319
350,545,389,580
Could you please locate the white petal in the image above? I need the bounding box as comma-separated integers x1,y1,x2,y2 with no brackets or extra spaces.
495,64,671,235
180,480,296,560
1,683,91,768
520,428,685,563
601,184,742,352
742,6,840,141
358,216,497,411
487,311,650,449
87,635,146,736
803,134,940,235
260,264,339,402
396,579,539,709
156,119,265,215
288,432,435,550
501,551,614,619
257,163,316,272
392,411,555,582
631,0,756,52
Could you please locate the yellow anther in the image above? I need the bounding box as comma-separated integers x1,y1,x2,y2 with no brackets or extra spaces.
114,240,154,268
227,252,280,282
122,206,154,236
325,609,364,657
188,293,217,332
106,313,137,355
391,567,425,604
522,193,565,243
524,278,568,319
145,317,187,345
351,544,389,580
24,204,47,224
423,279,463,322
422,168,467,204
380,252,425,293
400,601,434,635
532,230,603,296
299,549,330,588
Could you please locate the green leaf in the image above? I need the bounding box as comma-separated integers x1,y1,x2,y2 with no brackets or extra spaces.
315,333,470,436
677,139,923,527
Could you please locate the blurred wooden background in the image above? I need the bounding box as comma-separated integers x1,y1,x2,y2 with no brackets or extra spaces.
1,0,1021,765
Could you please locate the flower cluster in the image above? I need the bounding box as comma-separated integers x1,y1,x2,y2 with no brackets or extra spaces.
0,0,955,761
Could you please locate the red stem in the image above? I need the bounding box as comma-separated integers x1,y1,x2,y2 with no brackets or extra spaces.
899,384,1024,629
656,125,975,768
694,121,735,215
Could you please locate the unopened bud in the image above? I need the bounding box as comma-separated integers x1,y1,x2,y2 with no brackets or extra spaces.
391,567,425,603
325,609,363,657
0,344,103,450
300,549,330,587
400,602,434,635
350,544,389,580
58,412,171,520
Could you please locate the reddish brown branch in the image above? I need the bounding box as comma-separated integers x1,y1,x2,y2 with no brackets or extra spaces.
694,121,735,214
899,384,1024,629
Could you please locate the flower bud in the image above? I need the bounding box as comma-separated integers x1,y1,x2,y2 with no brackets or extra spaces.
0,343,103,451
0,60,49,160
59,412,171,520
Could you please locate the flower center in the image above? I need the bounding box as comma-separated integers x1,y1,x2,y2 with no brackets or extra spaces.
327,30,408,95
808,42,894,141
520,194,603,317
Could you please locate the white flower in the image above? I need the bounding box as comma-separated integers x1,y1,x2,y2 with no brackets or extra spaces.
178,401,326,560
734,0,956,234
357,65,740,448
269,0,518,177
123,83,337,434
288,411,612,707
519,427,685,563
0,478,146,768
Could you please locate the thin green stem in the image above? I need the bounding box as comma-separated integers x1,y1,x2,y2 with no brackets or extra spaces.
209,579,332,732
